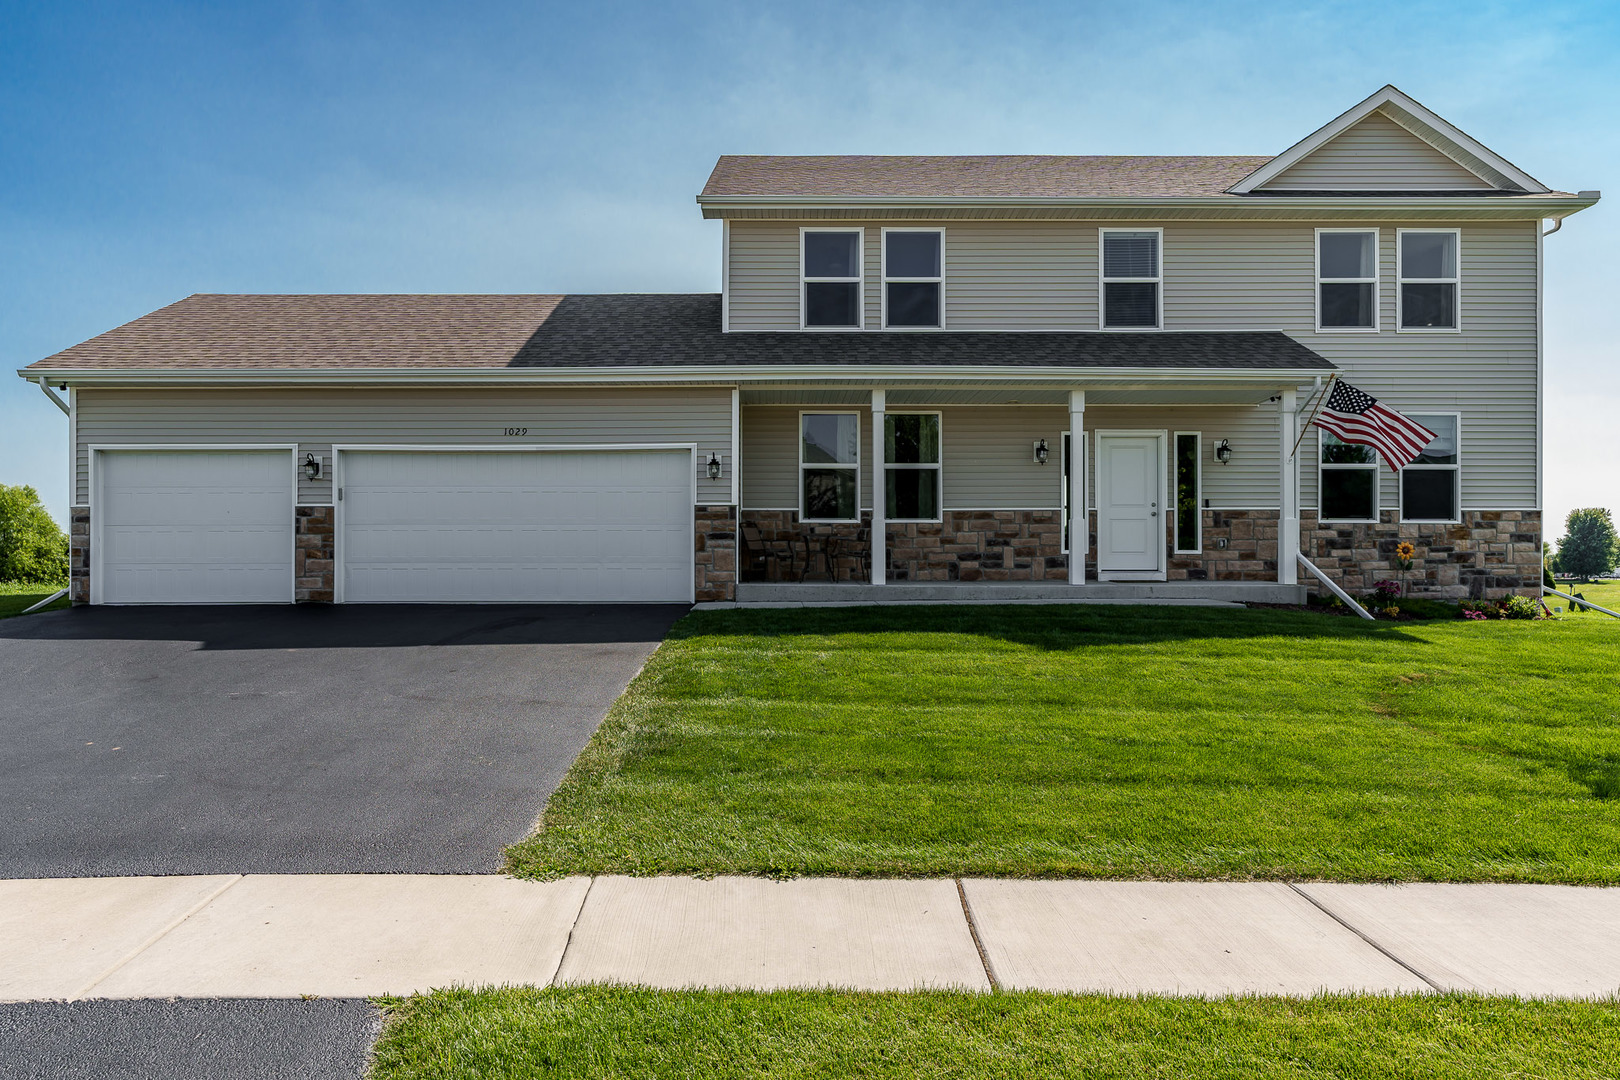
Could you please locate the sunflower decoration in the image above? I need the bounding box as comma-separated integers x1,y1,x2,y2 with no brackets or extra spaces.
1395,541,1415,572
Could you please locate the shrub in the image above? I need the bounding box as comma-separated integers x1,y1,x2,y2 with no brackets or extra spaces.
1379,604,1401,619
1498,594,1541,620
0,485,68,584
1371,580,1403,602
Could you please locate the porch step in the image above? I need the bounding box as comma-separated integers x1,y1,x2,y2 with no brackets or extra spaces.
729,581,1307,606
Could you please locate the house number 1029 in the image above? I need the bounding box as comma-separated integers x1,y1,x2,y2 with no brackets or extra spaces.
503,427,528,436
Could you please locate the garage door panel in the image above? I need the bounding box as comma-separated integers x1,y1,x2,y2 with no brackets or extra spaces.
97,451,294,604
341,450,693,603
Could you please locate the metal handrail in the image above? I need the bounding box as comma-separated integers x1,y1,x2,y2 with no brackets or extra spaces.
1544,586,1620,619
1296,554,1375,620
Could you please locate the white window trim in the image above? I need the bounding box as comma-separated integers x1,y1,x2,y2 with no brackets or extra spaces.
798,409,861,523
882,410,943,523
800,226,864,331
1317,428,1381,523
1396,228,1462,334
880,227,945,331
1398,410,1463,524
1173,430,1202,554
1314,227,1380,333
1098,227,1164,331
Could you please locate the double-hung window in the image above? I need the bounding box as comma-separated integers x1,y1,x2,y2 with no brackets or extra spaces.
1100,229,1161,329
800,412,860,521
1319,432,1380,523
1316,229,1378,330
802,229,862,329
882,229,943,328
1400,413,1460,522
884,413,941,521
1398,229,1459,330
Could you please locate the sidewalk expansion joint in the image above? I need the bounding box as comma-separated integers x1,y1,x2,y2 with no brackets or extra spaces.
548,875,597,987
1286,882,1444,992
69,874,244,1001
955,879,1002,992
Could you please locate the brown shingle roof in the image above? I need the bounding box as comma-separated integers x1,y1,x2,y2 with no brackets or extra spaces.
701,155,1275,199
25,293,1334,373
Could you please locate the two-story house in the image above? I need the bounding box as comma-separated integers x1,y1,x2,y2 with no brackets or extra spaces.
20,86,1598,607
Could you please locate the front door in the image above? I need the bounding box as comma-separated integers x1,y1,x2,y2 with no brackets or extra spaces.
1096,432,1165,579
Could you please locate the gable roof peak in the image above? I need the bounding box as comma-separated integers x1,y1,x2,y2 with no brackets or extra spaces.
1229,85,1549,195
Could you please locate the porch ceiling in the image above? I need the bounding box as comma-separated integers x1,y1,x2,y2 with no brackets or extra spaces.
740,381,1295,407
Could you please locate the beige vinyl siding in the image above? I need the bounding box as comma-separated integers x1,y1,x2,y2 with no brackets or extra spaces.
742,403,1289,512
1263,111,1494,191
75,387,735,506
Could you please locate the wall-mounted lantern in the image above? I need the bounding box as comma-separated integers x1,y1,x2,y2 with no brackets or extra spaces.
1214,439,1233,465
1032,438,1049,466
706,452,723,481
303,452,323,481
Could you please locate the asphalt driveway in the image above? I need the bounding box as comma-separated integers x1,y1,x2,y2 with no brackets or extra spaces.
0,604,685,877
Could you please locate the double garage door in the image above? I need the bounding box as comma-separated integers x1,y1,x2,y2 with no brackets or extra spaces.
94,448,694,604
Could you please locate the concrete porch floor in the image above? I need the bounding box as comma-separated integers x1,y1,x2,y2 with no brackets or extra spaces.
716,580,1307,608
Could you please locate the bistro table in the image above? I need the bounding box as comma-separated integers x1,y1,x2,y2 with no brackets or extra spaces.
799,526,836,581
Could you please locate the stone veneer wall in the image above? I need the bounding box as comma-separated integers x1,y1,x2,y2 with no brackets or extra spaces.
695,506,737,602
1169,510,1280,582
69,506,90,604
295,506,336,603
741,510,1070,582
1301,510,1542,599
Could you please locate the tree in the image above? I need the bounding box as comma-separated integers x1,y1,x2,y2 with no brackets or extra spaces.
0,485,69,584
1556,508,1620,583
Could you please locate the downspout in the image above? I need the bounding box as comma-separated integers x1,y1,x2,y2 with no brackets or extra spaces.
1542,216,1564,238
36,377,69,415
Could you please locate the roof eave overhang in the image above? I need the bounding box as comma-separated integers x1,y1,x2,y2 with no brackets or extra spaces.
19,363,1335,387
697,194,1598,220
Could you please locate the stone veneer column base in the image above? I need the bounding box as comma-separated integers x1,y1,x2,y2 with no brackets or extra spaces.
69,506,90,604
1301,510,1542,600
295,506,336,603
695,506,737,602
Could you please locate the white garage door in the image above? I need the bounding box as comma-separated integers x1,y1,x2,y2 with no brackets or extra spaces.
96,449,295,604
338,449,693,603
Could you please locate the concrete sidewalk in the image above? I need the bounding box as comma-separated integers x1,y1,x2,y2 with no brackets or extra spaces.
3,875,1618,1001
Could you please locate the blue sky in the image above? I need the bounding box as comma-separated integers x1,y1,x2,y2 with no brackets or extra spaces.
3,0,1615,533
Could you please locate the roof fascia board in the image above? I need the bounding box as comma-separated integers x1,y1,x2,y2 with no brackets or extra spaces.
18,365,1334,386
1229,85,1550,195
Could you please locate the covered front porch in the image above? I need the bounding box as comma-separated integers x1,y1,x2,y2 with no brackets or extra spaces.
729,370,1323,600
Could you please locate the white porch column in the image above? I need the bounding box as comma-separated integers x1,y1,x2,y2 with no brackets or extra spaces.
1279,387,1300,585
871,389,886,585
1068,390,1086,586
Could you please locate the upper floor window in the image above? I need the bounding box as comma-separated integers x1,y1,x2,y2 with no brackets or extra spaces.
1101,229,1161,329
802,229,862,329
882,229,943,329
1317,229,1378,331
1398,230,1459,331
1400,413,1461,522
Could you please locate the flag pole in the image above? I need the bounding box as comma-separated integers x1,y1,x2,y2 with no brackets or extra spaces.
1289,372,1338,460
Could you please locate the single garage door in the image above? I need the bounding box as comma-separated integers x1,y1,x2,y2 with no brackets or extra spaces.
338,449,693,603
95,449,295,604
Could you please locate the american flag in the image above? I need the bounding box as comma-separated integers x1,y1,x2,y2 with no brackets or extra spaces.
1312,380,1437,471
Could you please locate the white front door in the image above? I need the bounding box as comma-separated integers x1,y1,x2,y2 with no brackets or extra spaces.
1096,433,1165,579
337,449,694,603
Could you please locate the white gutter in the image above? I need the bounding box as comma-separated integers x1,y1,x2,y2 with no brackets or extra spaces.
697,193,1601,213
17,364,1334,387
35,377,69,414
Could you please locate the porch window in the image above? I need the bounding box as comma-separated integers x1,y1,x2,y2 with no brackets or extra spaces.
800,412,860,521
1101,229,1161,329
884,412,941,521
882,229,943,328
1174,432,1201,552
1398,230,1459,330
1317,229,1378,330
1318,431,1379,522
1400,413,1460,522
802,229,862,329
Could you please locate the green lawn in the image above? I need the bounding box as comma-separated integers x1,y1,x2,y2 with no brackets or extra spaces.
1554,579,1620,615
370,987,1620,1079
506,605,1620,883
0,581,69,619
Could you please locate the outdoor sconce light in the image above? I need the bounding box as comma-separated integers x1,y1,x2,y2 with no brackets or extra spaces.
706,452,723,481
1214,439,1233,465
303,453,323,481
1033,438,1050,466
